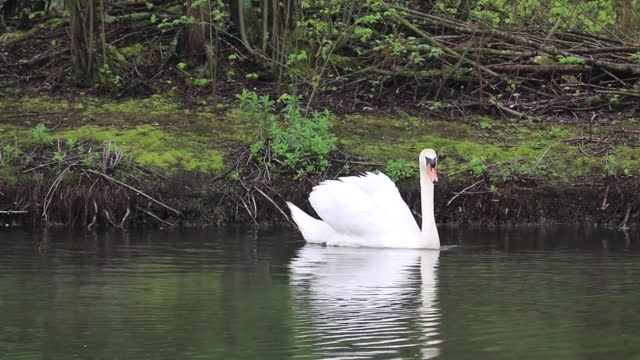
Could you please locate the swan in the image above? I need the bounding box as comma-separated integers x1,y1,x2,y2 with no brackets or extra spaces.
286,148,440,249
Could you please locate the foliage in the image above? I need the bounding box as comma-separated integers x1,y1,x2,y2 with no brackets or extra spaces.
31,124,54,146
384,159,415,181
99,64,123,89
604,155,618,175
236,90,337,178
439,0,621,32
470,156,488,176
557,56,586,64
479,121,492,130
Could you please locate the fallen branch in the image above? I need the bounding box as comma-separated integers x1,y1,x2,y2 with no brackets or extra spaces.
489,98,538,121
136,206,175,227
447,179,484,206
86,169,181,215
619,205,632,230
487,64,593,73
253,185,294,226
533,145,552,170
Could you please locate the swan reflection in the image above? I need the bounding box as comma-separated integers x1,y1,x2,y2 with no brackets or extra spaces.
289,245,441,359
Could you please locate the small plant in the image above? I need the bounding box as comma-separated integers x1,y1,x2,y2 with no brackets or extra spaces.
603,155,618,176
623,168,632,177
82,153,100,167
177,62,188,71
469,156,488,177
609,95,620,105
31,124,54,145
1,143,21,164
53,151,67,163
427,101,446,112
384,159,415,182
228,170,240,181
550,127,562,137
192,78,210,87
557,56,586,64
235,90,337,178
479,121,492,130
99,64,123,88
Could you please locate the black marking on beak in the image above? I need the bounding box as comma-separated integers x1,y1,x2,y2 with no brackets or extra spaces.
426,156,437,168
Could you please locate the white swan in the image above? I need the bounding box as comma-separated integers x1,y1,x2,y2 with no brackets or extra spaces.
286,148,440,249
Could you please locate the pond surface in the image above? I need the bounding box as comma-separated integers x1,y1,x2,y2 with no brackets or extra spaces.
1,226,640,359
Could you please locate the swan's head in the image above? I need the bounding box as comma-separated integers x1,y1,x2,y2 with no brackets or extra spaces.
419,149,438,183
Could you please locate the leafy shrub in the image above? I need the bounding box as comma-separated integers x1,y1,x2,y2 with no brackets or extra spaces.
384,159,415,182
236,90,337,178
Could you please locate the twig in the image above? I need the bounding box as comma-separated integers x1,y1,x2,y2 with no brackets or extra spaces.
136,206,175,227
236,193,258,225
533,145,551,170
119,207,131,228
600,185,610,210
88,201,98,229
86,169,181,215
0,210,28,214
489,98,537,121
619,205,631,230
253,186,294,226
447,180,484,206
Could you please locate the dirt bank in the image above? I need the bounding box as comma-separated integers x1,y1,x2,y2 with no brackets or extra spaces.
1,92,639,228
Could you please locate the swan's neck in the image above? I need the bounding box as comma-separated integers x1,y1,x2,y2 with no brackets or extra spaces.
420,169,439,248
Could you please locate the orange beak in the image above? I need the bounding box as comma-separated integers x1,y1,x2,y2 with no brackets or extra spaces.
428,164,438,183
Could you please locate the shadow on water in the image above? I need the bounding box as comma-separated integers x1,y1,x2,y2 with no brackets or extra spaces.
0,225,639,359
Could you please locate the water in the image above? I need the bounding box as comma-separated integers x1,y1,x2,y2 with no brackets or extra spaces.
1,226,640,359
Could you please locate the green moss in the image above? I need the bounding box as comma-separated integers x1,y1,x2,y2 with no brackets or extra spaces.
119,43,145,59
108,45,127,63
62,125,224,174
0,30,26,44
0,124,29,143
15,97,71,112
87,94,181,116
337,113,640,184
45,17,67,29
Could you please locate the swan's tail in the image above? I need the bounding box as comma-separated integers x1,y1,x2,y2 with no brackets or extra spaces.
286,202,332,244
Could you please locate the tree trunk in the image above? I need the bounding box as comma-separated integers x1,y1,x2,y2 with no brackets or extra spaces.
457,0,472,21
185,0,211,57
68,0,98,83
0,0,5,32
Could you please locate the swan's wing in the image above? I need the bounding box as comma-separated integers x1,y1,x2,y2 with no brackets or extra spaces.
308,172,420,239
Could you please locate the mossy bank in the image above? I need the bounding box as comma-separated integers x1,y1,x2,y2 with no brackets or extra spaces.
1,93,639,228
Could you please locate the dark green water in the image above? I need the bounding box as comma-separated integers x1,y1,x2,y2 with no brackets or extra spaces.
1,226,640,359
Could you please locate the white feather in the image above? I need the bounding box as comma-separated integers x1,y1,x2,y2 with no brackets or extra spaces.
288,170,438,248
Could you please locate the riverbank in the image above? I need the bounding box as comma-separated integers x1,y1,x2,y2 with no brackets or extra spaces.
1,91,639,228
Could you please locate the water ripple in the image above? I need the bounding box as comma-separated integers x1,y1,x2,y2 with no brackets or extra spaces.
289,245,442,359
